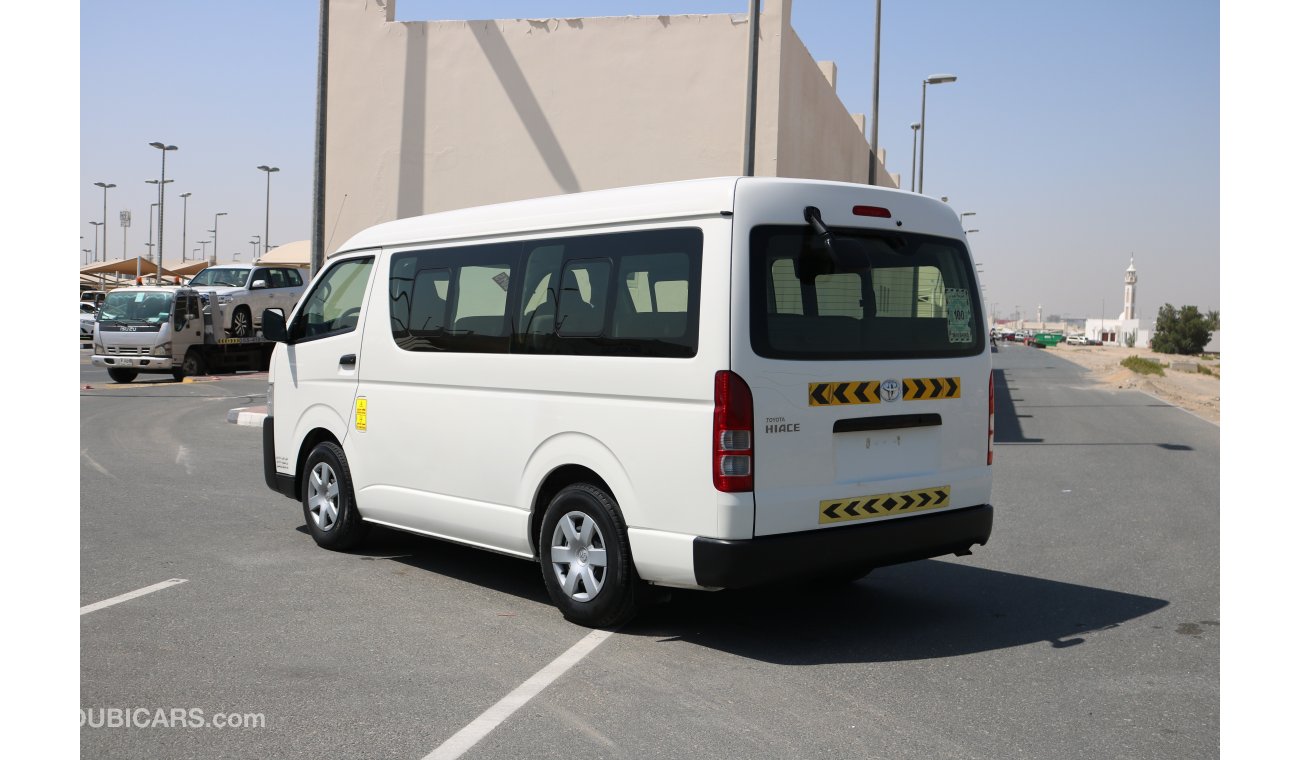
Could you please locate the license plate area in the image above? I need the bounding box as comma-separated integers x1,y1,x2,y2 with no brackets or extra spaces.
833,426,940,482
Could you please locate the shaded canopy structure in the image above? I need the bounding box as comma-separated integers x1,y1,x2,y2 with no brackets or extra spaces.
163,259,212,278
256,239,310,266
80,257,180,279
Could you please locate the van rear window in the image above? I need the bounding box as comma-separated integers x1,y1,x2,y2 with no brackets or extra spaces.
750,225,984,360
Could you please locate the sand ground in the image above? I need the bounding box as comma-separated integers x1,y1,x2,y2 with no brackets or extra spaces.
1019,342,1220,425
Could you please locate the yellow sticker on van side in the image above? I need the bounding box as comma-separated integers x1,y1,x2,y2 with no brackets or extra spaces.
355,398,367,431
819,486,950,524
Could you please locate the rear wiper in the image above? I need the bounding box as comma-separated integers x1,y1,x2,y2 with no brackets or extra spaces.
799,206,873,282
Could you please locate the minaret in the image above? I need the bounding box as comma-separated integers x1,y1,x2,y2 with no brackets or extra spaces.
1122,256,1137,320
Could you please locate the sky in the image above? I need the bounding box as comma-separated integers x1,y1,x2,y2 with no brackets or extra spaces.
76,0,1219,323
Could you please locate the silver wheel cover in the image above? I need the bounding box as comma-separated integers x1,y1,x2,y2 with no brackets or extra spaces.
307,461,340,531
550,511,608,603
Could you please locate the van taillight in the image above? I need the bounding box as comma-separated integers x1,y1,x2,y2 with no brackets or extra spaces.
714,370,754,492
988,371,995,465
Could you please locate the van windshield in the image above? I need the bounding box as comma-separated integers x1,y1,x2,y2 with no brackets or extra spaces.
189,268,250,288
750,225,984,360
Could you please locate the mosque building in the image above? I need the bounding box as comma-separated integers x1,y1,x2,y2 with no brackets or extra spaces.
1085,257,1150,347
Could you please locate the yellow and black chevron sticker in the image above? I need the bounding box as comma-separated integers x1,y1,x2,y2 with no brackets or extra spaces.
819,485,951,524
902,377,961,400
808,381,881,407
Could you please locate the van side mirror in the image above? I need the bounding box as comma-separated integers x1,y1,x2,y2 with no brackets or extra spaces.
262,308,289,343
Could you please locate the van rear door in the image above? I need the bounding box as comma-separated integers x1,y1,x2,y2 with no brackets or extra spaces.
730,191,992,538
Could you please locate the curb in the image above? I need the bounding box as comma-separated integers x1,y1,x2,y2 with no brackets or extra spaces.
227,405,268,427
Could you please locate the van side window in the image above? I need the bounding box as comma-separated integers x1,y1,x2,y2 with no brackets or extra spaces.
555,259,611,337
387,229,701,357
296,257,374,340
285,268,304,287
389,243,519,353
515,228,702,358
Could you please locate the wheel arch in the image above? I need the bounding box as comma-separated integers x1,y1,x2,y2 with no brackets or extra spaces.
294,427,343,500
520,433,638,559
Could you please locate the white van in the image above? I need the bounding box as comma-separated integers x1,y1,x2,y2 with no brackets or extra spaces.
261,177,993,627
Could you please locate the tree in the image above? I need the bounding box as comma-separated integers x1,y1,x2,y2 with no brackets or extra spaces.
1151,304,1213,355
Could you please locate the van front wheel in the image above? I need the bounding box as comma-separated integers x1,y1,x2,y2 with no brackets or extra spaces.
301,442,369,550
539,483,642,628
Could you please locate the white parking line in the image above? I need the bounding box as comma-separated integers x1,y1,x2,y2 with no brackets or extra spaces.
80,579,188,616
422,628,615,760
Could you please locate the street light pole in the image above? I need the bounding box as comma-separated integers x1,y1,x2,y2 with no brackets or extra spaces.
868,0,881,185
960,211,976,231
93,182,116,261
89,221,103,263
149,142,178,281
257,165,279,253
741,0,760,177
211,212,227,264
119,210,131,262
145,203,159,282
909,122,921,192
145,179,173,282
199,240,210,262
179,192,192,262
918,74,957,194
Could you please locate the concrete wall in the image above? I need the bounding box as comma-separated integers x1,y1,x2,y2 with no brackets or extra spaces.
325,0,895,251
772,11,889,184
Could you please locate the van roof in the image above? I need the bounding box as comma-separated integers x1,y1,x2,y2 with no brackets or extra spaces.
335,176,917,255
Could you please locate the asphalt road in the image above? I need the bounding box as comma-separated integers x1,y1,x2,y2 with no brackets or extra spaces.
80,343,1219,759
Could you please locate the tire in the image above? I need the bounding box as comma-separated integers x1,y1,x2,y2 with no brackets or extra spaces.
539,483,642,627
107,368,138,383
230,306,252,338
181,349,206,377
171,370,186,382
301,441,370,551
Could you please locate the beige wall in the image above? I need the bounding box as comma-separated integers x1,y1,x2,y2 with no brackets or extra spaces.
325,0,896,251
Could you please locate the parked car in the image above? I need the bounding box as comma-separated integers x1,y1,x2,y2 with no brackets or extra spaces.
79,309,95,340
186,264,308,337
1066,334,1088,345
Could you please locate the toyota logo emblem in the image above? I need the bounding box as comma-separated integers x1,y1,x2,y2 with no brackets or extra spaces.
881,379,901,402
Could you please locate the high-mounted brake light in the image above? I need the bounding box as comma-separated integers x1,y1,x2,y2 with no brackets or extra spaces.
714,370,754,492
852,205,892,218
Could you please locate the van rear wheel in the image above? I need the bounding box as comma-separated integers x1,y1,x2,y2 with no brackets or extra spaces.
539,483,642,628
301,442,369,550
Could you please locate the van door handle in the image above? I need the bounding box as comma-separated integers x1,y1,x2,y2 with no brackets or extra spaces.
339,354,357,368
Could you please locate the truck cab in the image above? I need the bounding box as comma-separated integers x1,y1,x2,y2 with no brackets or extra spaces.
91,286,274,383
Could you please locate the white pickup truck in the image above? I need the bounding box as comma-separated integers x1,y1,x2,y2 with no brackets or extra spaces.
186,264,307,337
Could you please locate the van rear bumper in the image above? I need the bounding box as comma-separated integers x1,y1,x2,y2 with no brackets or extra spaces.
692,505,993,588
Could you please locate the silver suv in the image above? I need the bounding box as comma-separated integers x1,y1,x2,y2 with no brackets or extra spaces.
187,264,307,337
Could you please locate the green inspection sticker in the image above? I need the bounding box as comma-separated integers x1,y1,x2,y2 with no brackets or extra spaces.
946,288,972,343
